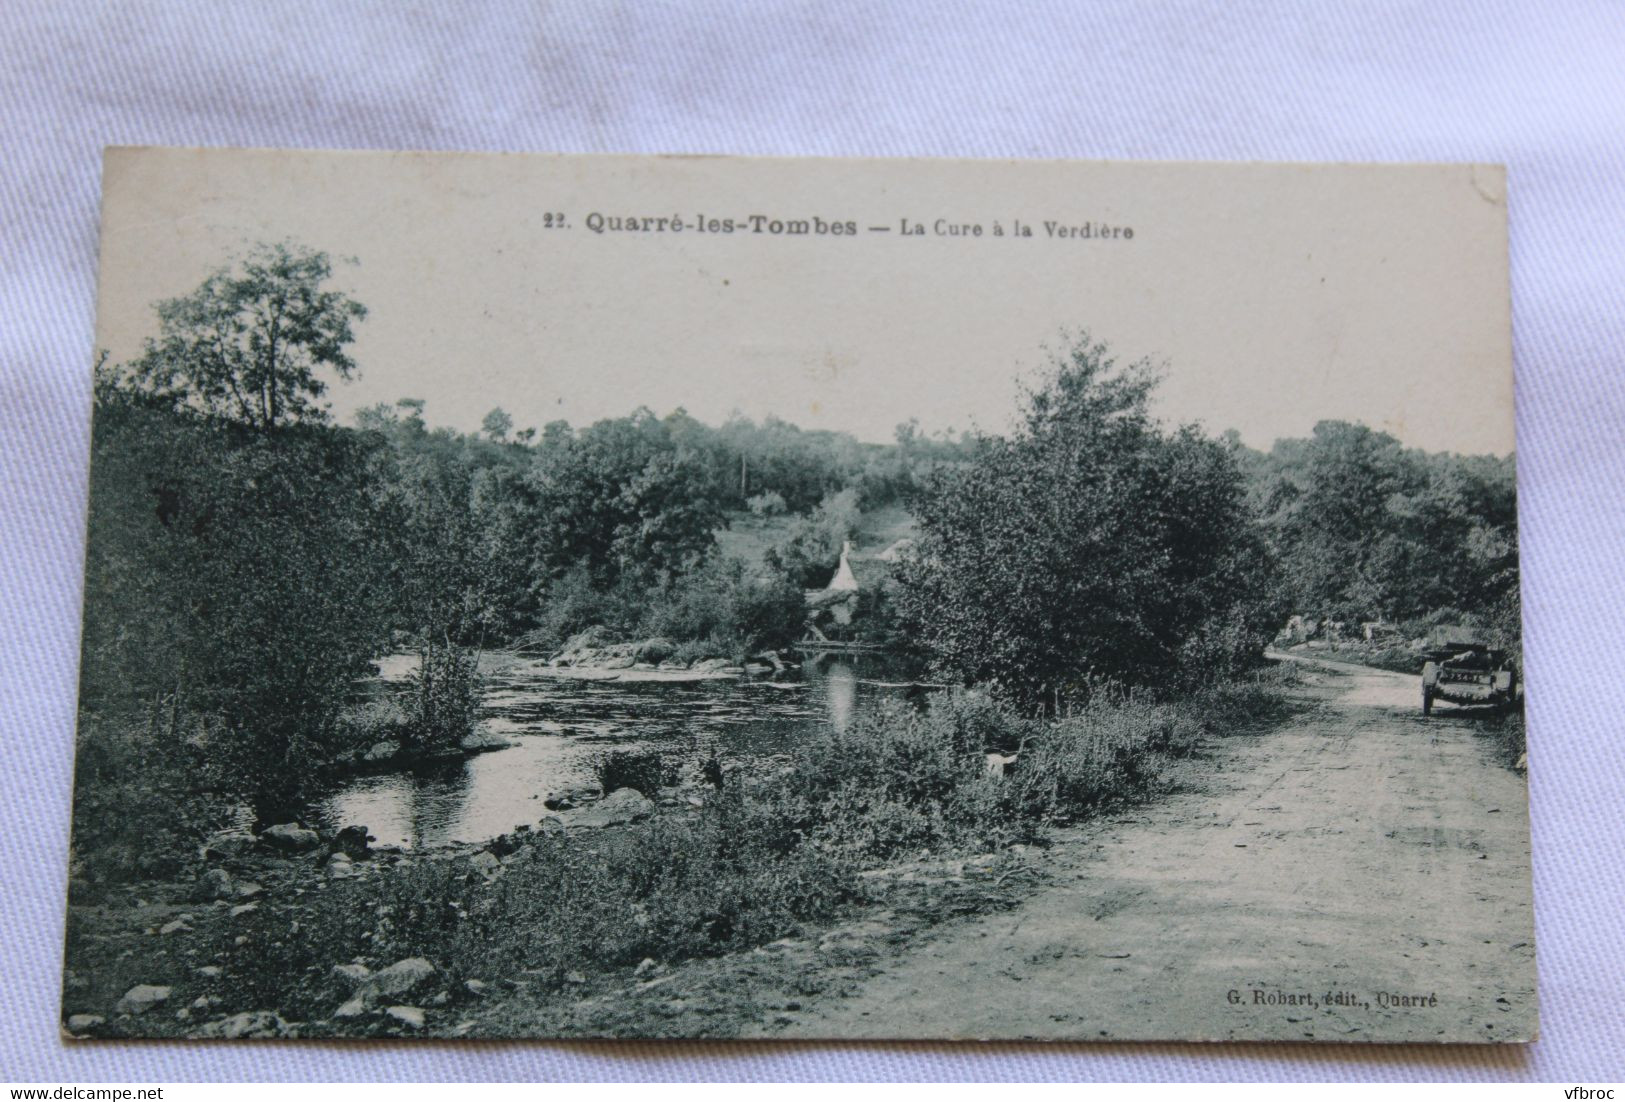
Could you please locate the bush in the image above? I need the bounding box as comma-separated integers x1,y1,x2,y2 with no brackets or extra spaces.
403,644,483,752
752,694,1035,858
69,711,235,886
642,554,806,658
765,488,863,589
336,697,412,748
747,490,787,517
896,336,1277,707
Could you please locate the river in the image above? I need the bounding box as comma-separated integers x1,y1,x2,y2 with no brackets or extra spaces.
310,650,928,849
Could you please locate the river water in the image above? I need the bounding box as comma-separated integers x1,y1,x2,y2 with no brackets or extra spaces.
310,651,926,849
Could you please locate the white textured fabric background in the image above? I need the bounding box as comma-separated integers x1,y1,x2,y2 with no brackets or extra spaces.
4,0,1623,1083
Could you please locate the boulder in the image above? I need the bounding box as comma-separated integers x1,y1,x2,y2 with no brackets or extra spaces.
459,728,512,753
193,1010,290,1039
568,787,655,829
260,823,321,854
361,957,436,1000
690,658,732,673
332,825,373,860
332,963,371,988
600,655,636,670
193,867,237,903
385,1005,426,1030
363,740,400,763
65,1014,105,1034
463,979,489,999
326,853,356,879
542,792,575,811
230,902,258,917
115,984,171,1015
159,918,192,935
469,851,501,879
194,965,223,979
199,830,257,862
333,996,368,1019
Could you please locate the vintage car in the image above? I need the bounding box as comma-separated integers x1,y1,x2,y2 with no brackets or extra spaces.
1419,642,1520,715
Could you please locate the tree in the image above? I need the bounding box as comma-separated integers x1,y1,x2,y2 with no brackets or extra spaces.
530,411,721,588
84,244,385,819
1247,421,1518,626
79,396,398,818
896,334,1277,705
127,242,367,430
482,407,514,443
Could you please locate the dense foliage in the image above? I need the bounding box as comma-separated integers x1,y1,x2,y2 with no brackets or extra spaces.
895,336,1282,705
1239,420,1521,653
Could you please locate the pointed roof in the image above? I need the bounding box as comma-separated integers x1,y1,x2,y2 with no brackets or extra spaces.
827,540,860,592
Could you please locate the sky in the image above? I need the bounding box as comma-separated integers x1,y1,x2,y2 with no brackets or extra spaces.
93,150,1516,455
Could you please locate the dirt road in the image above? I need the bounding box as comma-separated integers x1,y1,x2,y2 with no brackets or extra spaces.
769,658,1537,1042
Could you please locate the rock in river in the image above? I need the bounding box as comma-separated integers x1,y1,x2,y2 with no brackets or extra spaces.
333,824,373,859
260,823,321,853
568,787,655,828
459,727,512,753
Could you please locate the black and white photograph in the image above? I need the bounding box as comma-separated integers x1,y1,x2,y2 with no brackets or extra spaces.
60,149,1532,1043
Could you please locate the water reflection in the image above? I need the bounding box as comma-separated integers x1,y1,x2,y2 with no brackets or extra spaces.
313,650,923,849
818,658,859,732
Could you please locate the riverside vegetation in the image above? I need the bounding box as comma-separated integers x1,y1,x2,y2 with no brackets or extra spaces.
64,243,1522,1038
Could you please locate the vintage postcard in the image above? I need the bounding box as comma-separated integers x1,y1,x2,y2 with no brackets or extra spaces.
65,149,1532,1042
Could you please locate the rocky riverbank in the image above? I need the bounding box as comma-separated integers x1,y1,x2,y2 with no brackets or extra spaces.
61,775,723,1040
528,629,790,682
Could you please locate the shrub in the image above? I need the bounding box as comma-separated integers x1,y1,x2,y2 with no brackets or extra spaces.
642,554,806,658
765,488,863,589
336,697,412,749
403,644,483,752
69,710,235,886
895,335,1277,707
754,694,1034,858
527,564,617,653
747,490,787,517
